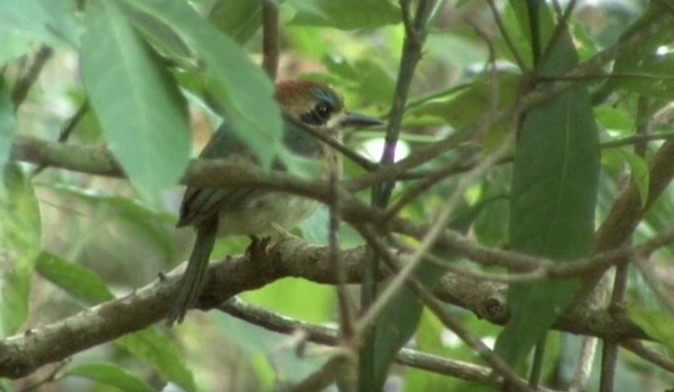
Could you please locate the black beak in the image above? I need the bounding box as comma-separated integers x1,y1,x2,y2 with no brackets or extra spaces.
339,112,385,128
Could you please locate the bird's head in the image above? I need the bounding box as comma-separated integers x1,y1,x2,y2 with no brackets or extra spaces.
275,80,383,131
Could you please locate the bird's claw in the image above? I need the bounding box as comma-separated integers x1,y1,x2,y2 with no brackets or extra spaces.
247,235,271,260
271,222,301,240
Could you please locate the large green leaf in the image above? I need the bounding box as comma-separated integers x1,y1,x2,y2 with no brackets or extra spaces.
0,0,80,63
119,0,282,170
209,0,263,44
0,79,15,183
62,362,155,392
369,263,443,391
36,252,114,305
408,72,520,149
42,183,178,266
367,200,487,391
495,2,600,369
117,329,195,392
0,166,41,336
81,0,191,199
288,0,401,30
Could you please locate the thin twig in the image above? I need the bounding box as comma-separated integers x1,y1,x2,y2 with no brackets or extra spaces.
486,0,526,70
569,337,598,392
284,114,380,172
11,45,53,109
633,253,674,316
217,298,562,390
328,159,356,390
32,100,89,176
620,339,674,373
536,0,579,77
292,356,344,392
601,96,652,391
383,150,478,221
15,360,69,392
261,0,279,80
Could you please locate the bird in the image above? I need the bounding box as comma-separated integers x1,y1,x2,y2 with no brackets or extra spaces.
167,80,383,324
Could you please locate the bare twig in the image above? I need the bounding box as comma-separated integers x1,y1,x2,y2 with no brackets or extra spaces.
15,360,69,392
32,100,89,176
486,0,526,70
292,356,344,392
218,298,561,391
633,253,674,316
620,339,674,373
284,114,380,172
11,45,53,108
328,157,357,391
569,337,598,392
261,0,279,80
536,0,579,77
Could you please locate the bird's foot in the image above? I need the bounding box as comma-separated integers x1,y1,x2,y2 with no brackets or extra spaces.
246,235,271,261
271,222,301,240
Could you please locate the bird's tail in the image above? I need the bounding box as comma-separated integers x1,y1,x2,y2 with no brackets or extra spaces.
166,218,218,325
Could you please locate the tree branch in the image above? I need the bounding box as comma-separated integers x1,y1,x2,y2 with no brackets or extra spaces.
0,239,652,380
219,298,562,392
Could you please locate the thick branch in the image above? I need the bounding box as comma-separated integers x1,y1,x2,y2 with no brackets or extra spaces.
0,240,649,379
15,135,674,280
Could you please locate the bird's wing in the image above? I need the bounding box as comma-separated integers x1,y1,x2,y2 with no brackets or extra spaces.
177,121,264,228
177,186,260,227
177,119,325,228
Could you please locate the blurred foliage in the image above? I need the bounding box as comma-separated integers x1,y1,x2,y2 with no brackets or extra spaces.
2,0,674,391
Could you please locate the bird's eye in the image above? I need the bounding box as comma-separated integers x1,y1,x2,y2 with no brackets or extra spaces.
315,103,331,120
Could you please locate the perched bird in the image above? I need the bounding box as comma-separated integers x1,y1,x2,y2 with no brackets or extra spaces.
167,80,383,324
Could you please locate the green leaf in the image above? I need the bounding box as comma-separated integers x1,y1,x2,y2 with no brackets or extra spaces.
594,2,674,100
495,4,599,369
209,0,263,44
81,0,191,199
117,329,195,392
288,0,401,30
0,30,32,64
119,0,282,170
0,78,15,183
594,106,634,133
43,183,178,264
62,362,155,392
616,53,674,100
408,72,520,144
35,252,114,305
0,0,81,58
370,262,441,391
368,199,483,391
629,307,674,357
0,166,41,336
474,178,511,247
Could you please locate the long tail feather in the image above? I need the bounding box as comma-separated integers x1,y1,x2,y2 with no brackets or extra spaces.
166,218,218,325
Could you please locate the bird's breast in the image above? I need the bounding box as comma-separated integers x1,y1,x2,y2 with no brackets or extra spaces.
216,193,319,236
